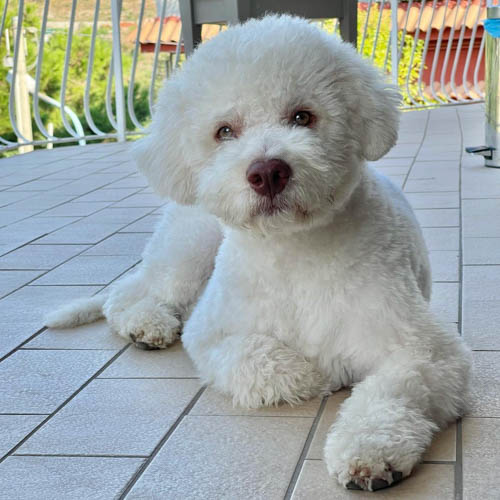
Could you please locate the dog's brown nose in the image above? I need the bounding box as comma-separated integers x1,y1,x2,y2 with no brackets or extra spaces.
246,159,291,198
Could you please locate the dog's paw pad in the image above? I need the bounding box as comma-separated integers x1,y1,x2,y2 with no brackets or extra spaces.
371,478,389,491
346,481,363,490
134,341,161,351
343,464,404,492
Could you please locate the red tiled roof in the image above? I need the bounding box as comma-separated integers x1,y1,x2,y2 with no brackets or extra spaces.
125,16,223,46
359,1,487,33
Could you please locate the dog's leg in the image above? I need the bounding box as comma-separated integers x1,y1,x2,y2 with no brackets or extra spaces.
324,315,471,492
105,202,222,349
184,331,328,407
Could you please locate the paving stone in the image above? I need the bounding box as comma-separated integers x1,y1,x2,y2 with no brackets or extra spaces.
118,214,161,233
0,456,143,500
307,390,350,459
462,157,500,199
19,378,201,455
84,207,153,224
463,237,500,265
26,320,127,350
6,193,76,211
430,282,459,323
291,461,454,499
0,415,46,457
422,227,459,251
107,175,148,189
101,342,197,378
36,221,125,244
7,179,71,192
462,299,500,350
0,209,41,227
82,233,148,257
462,265,500,301
191,388,321,417
462,199,500,237
0,350,115,413
406,192,459,209
0,322,45,360
414,209,459,228
127,415,313,499
111,193,165,208
41,202,111,217
468,351,500,417
429,251,459,282
0,244,89,270
53,174,128,196
462,418,500,500
33,255,139,285
368,158,414,168
0,191,36,207
0,270,44,298
0,284,102,326
0,217,80,248
423,423,456,462
73,188,140,202
462,266,500,349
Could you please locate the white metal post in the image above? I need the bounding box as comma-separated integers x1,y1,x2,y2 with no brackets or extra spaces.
111,0,126,142
12,16,33,153
390,0,399,86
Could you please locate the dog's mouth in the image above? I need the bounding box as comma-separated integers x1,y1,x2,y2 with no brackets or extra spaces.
250,198,287,217
250,197,311,220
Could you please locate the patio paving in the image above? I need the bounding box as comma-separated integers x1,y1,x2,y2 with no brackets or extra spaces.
0,103,498,499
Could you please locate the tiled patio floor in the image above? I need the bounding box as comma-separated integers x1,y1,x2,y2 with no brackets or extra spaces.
0,103,499,499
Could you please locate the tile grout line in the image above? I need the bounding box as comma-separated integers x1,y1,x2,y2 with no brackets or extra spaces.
0,344,130,464
401,111,431,192
283,395,328,500
0,258,141,364
13,453,149,459
118,385,207,499
454,107,464,500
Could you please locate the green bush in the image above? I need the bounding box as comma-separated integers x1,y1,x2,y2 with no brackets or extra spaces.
323,7,428,106
0,0,149,149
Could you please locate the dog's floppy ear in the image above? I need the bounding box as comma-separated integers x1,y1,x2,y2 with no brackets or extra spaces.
132,79,197,205
354,61,401,161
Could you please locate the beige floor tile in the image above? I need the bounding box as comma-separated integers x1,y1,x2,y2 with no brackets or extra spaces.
307,390,350,459
423,423,456,462
191,387,321,417
291,461,454,499
462,418,500,500
468,351,500,417
127,415,313,499
100,341,197,378
27,320,127,350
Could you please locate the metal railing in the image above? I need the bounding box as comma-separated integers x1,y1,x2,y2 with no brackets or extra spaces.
0,0,493,153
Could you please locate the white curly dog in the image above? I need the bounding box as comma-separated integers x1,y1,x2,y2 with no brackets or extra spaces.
47,15,471,492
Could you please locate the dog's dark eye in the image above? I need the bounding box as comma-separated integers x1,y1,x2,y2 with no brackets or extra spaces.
292,111,313,127
216,125,235,141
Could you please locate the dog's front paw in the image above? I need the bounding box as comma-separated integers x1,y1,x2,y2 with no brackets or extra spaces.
324,425,425,492
107,299,181,350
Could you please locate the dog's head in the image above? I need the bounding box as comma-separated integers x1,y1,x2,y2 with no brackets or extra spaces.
134,15,400,233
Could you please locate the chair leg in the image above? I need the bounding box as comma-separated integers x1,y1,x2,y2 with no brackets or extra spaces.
339,0,357,47
179,0,203,55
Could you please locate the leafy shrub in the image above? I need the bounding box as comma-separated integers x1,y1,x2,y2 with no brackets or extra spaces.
323,6,427,106
0,0,149,149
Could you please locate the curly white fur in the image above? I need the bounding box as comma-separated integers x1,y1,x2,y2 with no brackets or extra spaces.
46,16,471,492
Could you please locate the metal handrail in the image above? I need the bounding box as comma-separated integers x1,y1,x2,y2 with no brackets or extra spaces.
0,0,489,154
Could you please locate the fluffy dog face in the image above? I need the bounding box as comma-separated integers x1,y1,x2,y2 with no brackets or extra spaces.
135,15,400,233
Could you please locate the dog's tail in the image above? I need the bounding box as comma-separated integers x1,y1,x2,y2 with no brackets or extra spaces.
44,294,107,328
